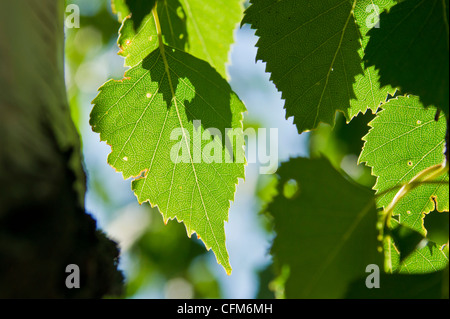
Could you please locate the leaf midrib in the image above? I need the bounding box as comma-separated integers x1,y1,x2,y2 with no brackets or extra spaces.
151,7,227,269
302,198,375,297
313,0,358,127
262,0,348,53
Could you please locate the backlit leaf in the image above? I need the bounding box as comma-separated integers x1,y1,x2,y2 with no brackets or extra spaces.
243,0,365,133
347,0,396,120
387,220,448,273
364,0,450,115
360,96,449,235
90,46,246,274
115,0,244,78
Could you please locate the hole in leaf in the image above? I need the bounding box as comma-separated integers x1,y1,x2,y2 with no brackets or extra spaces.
283,179,300,199
424,209,449,245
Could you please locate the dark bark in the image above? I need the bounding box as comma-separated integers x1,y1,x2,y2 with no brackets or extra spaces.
0,0,123,298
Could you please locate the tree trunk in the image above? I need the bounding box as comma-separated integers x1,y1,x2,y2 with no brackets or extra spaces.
0,0,123,298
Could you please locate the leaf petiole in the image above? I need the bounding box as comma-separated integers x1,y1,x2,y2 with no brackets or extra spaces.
379,162,449,272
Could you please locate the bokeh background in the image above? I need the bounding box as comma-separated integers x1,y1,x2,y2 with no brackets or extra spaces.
64,0,381,298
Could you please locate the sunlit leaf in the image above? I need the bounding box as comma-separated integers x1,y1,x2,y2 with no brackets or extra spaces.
347,0,396,119
90,46,246,274
115,0,244,78
393,241,449,274
389,222,425,263
360,96,448,235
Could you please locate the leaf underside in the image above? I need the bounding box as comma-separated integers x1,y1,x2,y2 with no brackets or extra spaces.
268,157,381,298
116,0,244,79
348,0,397,120
243,0,399,133
92,0,246,273
365,0,450,115
387,220,449,274
91,47,246,274
360,95,449,236
389,239,449,274
243,0,365,133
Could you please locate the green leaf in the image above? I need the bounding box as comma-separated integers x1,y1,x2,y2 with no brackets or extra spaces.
117,7,159,67
243,0,365,133
395,241,449,274
360,96,449,235
111,0,130,22
267,157,382,298
347,0,396,120
111,0,157,25
354,0,396,49
390,222,426,263
345,267,449,299
308,112,377,188
243,0,398,127
90,46,246,274
364,0,450,115
386,230,449,274
386,219,448,274
116,0,244,78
